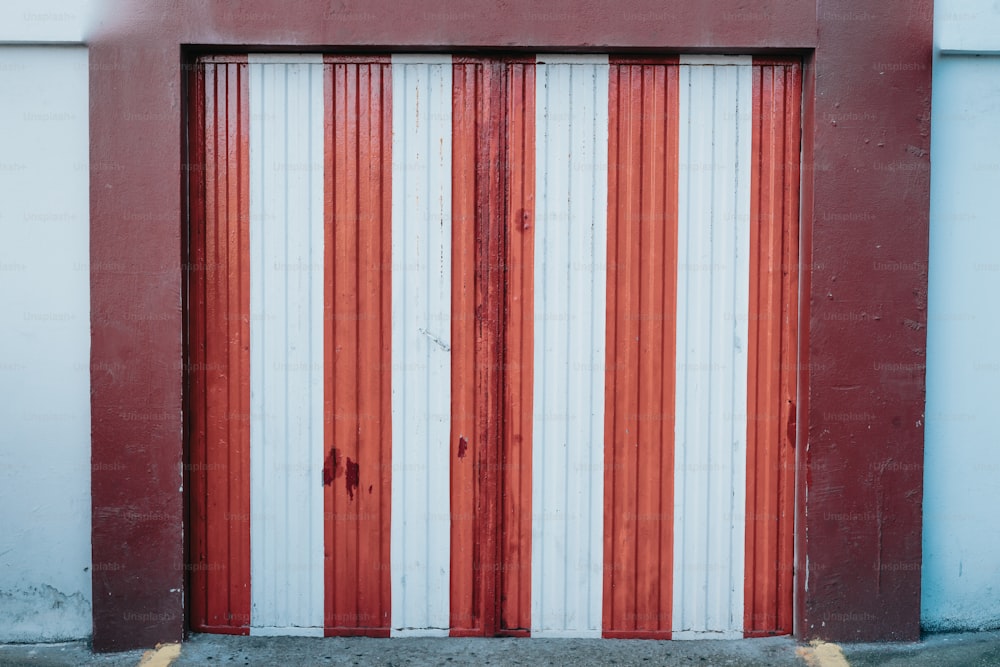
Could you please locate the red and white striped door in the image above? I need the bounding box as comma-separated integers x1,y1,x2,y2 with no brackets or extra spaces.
187,54,800,639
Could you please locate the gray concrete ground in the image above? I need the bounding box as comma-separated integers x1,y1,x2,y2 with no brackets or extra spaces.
1,630,999,667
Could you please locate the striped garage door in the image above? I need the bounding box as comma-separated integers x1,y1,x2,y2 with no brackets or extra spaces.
187,54,800,639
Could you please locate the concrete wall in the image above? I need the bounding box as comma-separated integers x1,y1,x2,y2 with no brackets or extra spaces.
923,0,1000,633
0,4,92,641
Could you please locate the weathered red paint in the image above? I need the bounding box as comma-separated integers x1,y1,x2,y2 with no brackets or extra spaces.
449,57,535,638
449,57,480,637
471,58,506,639
795,50,816,644
744,58,801,638
322,55,393,637
603,56,679,640
322,447,340,486
187,57,253,636
499,60,535,636
90,0,930,649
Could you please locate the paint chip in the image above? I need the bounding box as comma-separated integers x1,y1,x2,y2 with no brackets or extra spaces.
796,640,850,667
457,435,468,459
346,457,360,500
322,447,343,486
418,327,450,352
137,643,181,667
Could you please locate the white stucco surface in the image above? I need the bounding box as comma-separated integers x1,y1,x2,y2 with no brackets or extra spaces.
924,1,1000,630
0,45,92,641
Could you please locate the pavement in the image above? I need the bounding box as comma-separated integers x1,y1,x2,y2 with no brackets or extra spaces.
1,630,999,667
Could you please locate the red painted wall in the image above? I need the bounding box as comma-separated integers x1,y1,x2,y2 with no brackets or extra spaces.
89,0,931,650
798,0,932,641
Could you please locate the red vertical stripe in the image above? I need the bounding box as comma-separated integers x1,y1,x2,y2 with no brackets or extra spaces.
323,56,393,637
450,58,534,637
188,57,208,633
189,57,251,635
499,60,534,635
603,57,679,640
449,57,506,638
744,59,801,637
777,63,801,638
473,59,505,639
450,59,480,636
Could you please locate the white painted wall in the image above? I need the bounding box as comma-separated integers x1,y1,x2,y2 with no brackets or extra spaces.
0,45,92,641
924,0,1000,631
0,0,93,43
936,0,1000,54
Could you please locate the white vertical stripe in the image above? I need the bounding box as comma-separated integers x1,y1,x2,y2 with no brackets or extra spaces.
390,54,452,637
248,55,325,636
532,55,609,638
673,55,752,639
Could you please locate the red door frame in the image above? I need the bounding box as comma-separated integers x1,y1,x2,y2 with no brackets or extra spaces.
89,0,932,650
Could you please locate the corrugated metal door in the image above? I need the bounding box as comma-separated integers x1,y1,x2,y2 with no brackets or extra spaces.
187,54,800,639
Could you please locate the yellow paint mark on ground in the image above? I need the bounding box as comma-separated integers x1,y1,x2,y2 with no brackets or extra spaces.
797,639,851,667
136,642,181,667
